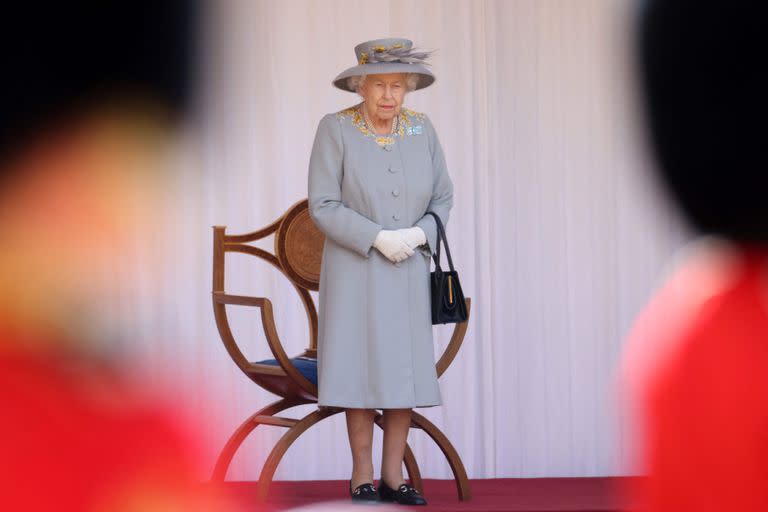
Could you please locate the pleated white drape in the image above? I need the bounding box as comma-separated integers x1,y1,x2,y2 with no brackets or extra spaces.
119,0,691,481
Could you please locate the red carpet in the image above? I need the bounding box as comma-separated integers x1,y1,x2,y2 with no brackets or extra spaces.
221,477,638,511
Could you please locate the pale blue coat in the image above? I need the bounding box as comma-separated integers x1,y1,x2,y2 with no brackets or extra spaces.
307,103,454,408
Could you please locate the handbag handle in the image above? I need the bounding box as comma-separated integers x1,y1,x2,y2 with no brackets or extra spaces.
424,211,456,273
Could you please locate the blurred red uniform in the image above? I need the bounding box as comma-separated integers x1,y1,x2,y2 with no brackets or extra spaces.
622,244,768,512
0,329,235,512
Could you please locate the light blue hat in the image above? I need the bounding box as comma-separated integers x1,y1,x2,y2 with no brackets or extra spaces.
332,37,435,92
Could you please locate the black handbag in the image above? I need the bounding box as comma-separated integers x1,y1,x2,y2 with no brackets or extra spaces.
424,211,468,324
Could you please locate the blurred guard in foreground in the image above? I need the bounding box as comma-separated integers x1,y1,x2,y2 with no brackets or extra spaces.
0,3,238,511
622,1,768,511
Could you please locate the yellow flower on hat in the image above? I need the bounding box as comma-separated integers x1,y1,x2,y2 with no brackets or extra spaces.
359,52,368,64
373,45,386,52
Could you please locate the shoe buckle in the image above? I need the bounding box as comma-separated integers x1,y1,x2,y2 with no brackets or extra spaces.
353,483,375,495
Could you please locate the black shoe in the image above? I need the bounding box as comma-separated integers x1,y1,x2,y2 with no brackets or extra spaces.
350,480,379,502
378,479,427,505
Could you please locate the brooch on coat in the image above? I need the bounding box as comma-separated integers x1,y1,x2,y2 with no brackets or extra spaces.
406,125,423,135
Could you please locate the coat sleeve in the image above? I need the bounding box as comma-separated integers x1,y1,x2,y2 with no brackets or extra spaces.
413,114,454,257
308,113,383,258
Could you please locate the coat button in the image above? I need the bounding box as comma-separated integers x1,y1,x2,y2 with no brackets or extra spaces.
388,165,400,173
392,213,400,221
391,189,400,197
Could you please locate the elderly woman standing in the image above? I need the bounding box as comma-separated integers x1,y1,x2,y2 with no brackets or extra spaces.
307,38,453,505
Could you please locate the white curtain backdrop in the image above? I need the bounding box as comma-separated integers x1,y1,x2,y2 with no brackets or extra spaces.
120,0,691,481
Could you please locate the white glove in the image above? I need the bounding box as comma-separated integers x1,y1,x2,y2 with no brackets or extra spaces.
373,230,414,263
397,226,427,250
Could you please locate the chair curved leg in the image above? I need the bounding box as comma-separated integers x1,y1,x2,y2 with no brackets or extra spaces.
211,398,305,481
401,442,423,492
373,413,423,492
255,407,343,502
410,411,472,501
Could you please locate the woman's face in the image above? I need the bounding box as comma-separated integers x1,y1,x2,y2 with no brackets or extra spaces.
359,73,408,122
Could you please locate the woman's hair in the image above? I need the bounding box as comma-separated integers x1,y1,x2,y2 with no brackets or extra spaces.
347,73,420,94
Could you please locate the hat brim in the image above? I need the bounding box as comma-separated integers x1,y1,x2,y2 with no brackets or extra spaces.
332,63,435,92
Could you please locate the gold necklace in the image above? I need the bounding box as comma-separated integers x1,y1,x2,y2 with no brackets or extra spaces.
360,104,398,149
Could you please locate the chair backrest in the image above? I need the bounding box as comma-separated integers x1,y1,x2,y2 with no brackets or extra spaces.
212,199,322,400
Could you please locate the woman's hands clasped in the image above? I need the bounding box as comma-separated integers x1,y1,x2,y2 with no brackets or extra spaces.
398,226,426,250
373,227,427,263
373,230,412,262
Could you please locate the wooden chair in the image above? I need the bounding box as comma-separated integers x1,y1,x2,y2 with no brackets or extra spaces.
211,198,472,502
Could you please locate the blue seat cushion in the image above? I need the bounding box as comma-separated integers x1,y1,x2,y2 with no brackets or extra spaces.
255,356,317,386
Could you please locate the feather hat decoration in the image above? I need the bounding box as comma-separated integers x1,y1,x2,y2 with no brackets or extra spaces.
332,38,436,92
364,45,434,65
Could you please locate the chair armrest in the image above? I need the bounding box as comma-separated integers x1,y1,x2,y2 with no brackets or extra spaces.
212,292,318,397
